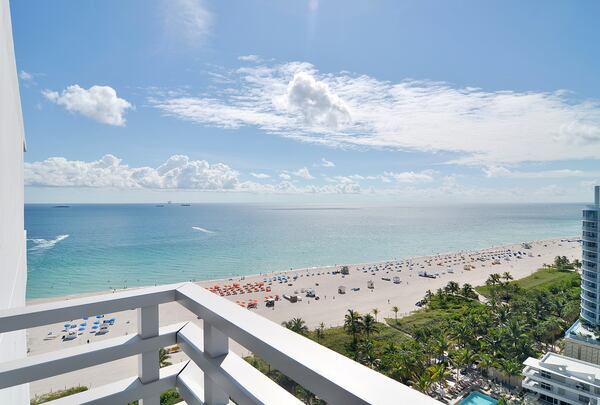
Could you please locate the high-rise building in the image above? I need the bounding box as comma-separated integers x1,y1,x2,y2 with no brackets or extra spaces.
581,186,600,326
522,187,600,405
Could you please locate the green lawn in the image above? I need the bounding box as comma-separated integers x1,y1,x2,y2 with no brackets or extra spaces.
311,322,408,355
476,267,579,297
386,295,482,334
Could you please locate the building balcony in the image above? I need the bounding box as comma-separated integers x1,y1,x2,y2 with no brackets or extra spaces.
0,282,439,405
580,310,597,326
583,248,598,260
582,293,598,307
582,271,598,284
581,283,598,295
522,376,592,405
582,290,598,302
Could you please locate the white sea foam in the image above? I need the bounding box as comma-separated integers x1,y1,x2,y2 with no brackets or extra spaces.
27,234,70,251
192,226,214,234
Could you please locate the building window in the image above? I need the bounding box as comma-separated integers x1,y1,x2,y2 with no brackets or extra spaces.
540,382,552,391
575,382,590,392
540,370,552,380
539,394,558,404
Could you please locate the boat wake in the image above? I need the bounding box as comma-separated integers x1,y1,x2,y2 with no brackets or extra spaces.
192,226,214,234
28,234,70,251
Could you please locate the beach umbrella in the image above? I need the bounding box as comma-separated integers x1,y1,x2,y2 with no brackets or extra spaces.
80,323,87,326
93,321,100,325
95,315,103,319
92,325,99,329
78,327,85,331
83,316,89,320
63,323,71,328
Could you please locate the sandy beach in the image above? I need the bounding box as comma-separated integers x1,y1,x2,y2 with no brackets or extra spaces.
26,237,580,396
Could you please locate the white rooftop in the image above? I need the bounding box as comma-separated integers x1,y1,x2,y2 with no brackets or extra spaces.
525,352,600,386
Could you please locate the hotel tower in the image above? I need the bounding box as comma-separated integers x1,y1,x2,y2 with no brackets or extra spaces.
522,187,600,405
582,186,600,326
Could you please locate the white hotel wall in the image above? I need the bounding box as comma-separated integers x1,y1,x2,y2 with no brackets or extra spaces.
0,0,28,403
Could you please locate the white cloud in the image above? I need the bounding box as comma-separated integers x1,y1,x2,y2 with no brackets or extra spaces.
285,72,350,129
24,155,367,195
162,0,212,45
291,167,314,180
250,172,270,179
25,155,239,190
483,166,597,179
279,173,292,180
43,85,133,126
238,55,261,63
320,158,335,167
381,170,436,183
19,70,33,81
149,60,600,165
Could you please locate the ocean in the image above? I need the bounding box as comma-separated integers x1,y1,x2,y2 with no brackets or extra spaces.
25,203,582,299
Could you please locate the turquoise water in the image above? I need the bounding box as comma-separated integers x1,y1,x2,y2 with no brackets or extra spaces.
460,391,498,405
25,203,582,299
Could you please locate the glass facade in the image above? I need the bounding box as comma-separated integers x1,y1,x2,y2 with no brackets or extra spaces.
581,186,600,326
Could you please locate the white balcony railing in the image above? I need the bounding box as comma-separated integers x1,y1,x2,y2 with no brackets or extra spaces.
0,282,440,404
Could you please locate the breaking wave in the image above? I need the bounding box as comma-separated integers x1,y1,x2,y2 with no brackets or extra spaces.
28,234,70,251
192,226,214,234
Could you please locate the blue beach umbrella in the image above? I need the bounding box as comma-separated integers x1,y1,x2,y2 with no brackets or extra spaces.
83,316,89,320
92,325,99,330
78,327,85,331
80,323,87,326
63,323,71,328
93,321,100,325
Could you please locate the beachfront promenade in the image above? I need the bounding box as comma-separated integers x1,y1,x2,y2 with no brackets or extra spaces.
0,282,439,404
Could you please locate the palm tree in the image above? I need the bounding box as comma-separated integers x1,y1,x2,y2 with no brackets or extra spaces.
498,359,522,387
433,334,450,362
362,314,378,338
372,308,379,322
460,283,476,299
282,317,309,336
449,321,470,348
450,348,476,382
501,272,513,282
159,348,172,368
424,290,434,303
540,316,566,351
315,322,325,342
344,309,363,342
428,363,450,390
357,340,380,369
486,273,502,286
392,306,400,321
445,281,460,295
495,305,511,325
477,353,495,377
410,372,433,394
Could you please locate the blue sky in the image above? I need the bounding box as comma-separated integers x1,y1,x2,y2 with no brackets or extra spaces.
12,0,600,203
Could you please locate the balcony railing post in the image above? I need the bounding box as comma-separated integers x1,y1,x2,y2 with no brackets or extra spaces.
138,305,160,405
203,321,229,404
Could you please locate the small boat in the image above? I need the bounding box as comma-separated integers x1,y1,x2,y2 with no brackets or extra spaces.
54,205,70,208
